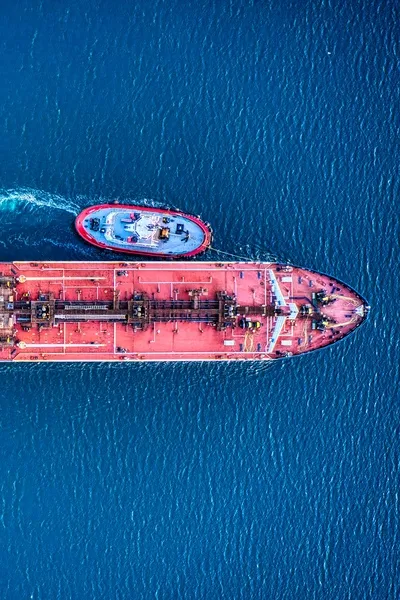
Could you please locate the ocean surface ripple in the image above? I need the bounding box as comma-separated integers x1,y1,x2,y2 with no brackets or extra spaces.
0,0,398,598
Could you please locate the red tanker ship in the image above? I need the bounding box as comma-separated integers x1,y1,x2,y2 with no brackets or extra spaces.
0,261,368,363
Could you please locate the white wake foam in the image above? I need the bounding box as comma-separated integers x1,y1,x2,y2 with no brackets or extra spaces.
0,188,80,215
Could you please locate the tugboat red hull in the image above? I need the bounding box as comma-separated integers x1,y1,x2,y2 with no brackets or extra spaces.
75,204,213,258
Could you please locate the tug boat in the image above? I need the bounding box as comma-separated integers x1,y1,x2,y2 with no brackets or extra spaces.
75,204,212,258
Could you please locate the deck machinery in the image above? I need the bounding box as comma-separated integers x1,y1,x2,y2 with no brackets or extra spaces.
3,286,267,336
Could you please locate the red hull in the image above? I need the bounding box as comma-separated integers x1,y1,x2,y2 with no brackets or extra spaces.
0,261,368,363
75,204,212,258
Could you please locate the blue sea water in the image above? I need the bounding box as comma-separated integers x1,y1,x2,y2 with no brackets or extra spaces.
0,0,399,598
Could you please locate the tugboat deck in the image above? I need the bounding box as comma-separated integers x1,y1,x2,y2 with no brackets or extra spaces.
75,205,212,257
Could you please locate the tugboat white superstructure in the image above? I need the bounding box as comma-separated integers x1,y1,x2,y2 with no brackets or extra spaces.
75,204,212,258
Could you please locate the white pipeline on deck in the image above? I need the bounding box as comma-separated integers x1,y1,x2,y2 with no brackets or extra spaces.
23,276,106,281
20,343,106,348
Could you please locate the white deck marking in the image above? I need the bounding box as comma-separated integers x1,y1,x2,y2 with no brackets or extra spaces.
21,343,106,348
267,316,287,354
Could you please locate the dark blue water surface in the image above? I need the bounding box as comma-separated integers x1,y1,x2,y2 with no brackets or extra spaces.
0,1,399,598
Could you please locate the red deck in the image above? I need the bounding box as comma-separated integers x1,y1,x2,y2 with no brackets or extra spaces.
0,261,368,362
